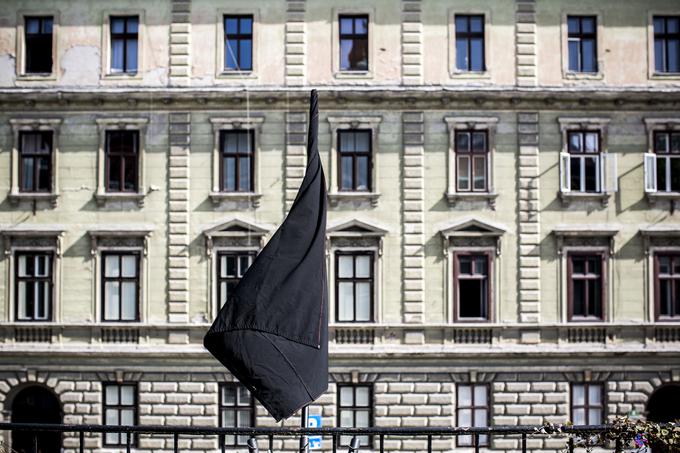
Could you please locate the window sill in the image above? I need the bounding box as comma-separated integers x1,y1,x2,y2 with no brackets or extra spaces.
558,191,611,207
333,71,373,80
445,191,498,209
102,72,143,81
449,70,491,80
649,72,680,81
209,191,262,208
563,71,604,81
217,71,257,79
16,73,57,82
646,192,680,206
328,191,380,208
94,192,146,208
8,192,59,207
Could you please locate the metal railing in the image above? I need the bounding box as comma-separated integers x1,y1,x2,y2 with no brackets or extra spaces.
0,423,634,453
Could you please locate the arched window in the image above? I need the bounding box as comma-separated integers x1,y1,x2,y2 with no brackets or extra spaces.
10,385,62,453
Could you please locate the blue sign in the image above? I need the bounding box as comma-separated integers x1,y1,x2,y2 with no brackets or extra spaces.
307,414,322,450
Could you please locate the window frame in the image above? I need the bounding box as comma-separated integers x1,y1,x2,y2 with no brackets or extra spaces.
101,11,145,80
331,9,374,79
337,129,373,193
561,12,604,80
109,15,139,74
218,382,256,447
16,11,59,80
453,250,493,323
102,382,138,447
454,129,489,193
453,14,486,73
14,251,54,322
219,129,256,193
456,383,490,447
567,251,606,322
105,130,140,194
216,250,256,311
652,130,680,193
101,251,141,323
566,15,598,74
338,14,369,72
336,383,373,447
334,251,375,323
566,130,602,193
18,130,53,194
652,15,680,75
570,382,605,425
23,16,54,75
223,14,254,72
654,252,680,321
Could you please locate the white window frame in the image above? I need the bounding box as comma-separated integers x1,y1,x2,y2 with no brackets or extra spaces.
449,247,496,324
333,249,377,324
15,10,60,81
444,116,499,208
643,118,680,203
327,116,382,207
94,117,149,207
640,227,680,322
332,8,375,80
557,117,616,206
209,116,265,208
101,10,145,81
560,10,605,81
647,12,680,80
212,246,258,316
8,118,62,207
215,9,260,80
448,9,492,80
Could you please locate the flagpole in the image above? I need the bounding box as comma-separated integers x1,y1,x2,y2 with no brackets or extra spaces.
299,405,309,452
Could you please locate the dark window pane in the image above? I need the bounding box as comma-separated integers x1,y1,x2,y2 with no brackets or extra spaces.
573,280,586,316
456,39,468,70
670,158,680,191
225,18,238,34
655,39,665,72
655,132,669,152
127,17,138,33
239,157,251,191
459,280,486,318
456,16,468,33
456,132,470,152
654,17,665,34
111,18,125,33
471,132,486,152
37,158,50,190
26,18,40,34
470,16,483,33
570,157,581,190
239,39,252,70
123,158,137,191
584,156,598,191
568,40,579,71
340,40,353,70
582,39,597,72
340,18,353,35
669,18,680,34
568,17,580,34
341,156,353,189
669,40,679,72
356,156,369,191
355,18,368,34
672,133,680,152
568,132,581,152
470,38,484,71
108,157,121,191
588,279,602,317
224,157,236,191
459,256,472,275
581,17,595,34
126,39,138,72
226,41,238,69
240,18,253,34
657,157,668,191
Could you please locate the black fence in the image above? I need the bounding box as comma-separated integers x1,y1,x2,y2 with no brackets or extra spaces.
0,422,639,453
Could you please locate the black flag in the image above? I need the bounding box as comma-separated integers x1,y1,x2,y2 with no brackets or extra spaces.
204,90,328,421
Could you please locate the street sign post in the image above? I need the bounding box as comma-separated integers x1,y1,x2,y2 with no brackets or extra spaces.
307,414,322,450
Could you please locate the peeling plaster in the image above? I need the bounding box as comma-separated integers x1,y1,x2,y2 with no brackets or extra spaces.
142,67,168,86
60,45,100,86
0,54,16,86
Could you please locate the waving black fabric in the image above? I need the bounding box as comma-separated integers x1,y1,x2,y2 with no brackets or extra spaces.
204,90,328,421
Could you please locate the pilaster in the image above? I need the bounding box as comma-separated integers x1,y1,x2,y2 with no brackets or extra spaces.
285,112,307,212
169,0,191,86
515,0,537,87
401,0,423,86
285,0,306,86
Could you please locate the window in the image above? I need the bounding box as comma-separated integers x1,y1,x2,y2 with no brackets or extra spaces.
338,130,371,192
567,16,598,73
102,253,139,322
653,16,680,74
217,252,254,308
656,254,680,319
337,384,372,447
24,16,53,74
103,383,137,447
220,130,254,192
19,131,52,193
15,252,53,322
456,384,489,446
654,131,680,192
454,253,490,321
455,15,485,72
105,130,139,193
455,130,488,192
571,383,604,425
339,15,368,71
336,252,374,322
110,16,138,73
568,253,604,321
566,131,601,193
219,383,255,447
224,15,253,71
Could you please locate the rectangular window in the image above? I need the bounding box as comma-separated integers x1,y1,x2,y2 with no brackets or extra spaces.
455,130,488,192
220,130,254,192
567,131,601,193
224,15,253,71
568,253,604,321
103,383,137,447
455,15,485,72
571,383,604,425
653,16,680,74
336,252,374,323
217,252,254,308
338,130,371,192
339,15,368,71
24,16,53,74
655,254,680,319
219,383,255,447
567,16,598,73
102,253,139,322
454,253,490,321
110,16,138,73
19,131,52,193
654,131,680,192
456,384,489,447
337,384,372,447
15,252,53,322
105,130,139,193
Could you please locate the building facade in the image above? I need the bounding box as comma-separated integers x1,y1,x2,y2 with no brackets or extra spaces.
0,0,680,451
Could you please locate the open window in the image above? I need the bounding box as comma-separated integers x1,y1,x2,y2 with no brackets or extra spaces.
643,119,680,204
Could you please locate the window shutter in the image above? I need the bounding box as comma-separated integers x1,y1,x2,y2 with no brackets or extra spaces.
644,152,657,193
602,153,618,193
559,152,571,192
486,150,494,192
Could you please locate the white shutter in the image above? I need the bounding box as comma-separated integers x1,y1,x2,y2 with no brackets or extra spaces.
644,153,657,193
487,152,494,192
602,153,618,193
559,152,571,192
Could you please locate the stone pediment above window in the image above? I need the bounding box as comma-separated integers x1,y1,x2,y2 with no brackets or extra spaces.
553,224,619,255
0,224,65,256
87,225,154,256
439,217,506,256
326,218,388,253
203,217,272,254
640,225,680,253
